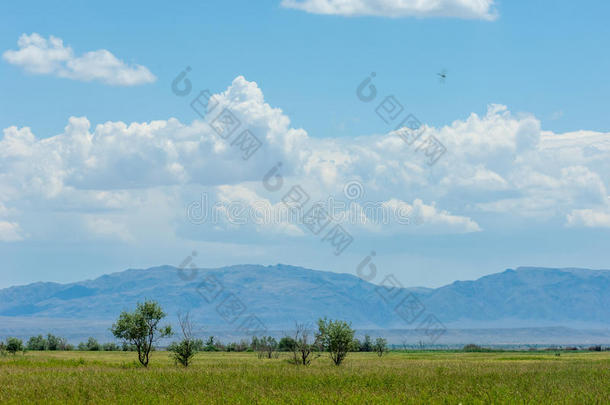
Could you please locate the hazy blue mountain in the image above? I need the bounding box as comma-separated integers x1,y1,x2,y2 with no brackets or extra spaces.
0,264,407,329
0,265,608,339
421,267,610,324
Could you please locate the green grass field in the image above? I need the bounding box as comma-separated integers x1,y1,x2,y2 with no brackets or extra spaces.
1,350,609,404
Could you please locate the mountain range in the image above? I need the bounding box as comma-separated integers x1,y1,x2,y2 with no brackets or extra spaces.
1,265,609,344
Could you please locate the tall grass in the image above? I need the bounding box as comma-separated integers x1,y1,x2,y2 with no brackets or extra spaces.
1,350,609,404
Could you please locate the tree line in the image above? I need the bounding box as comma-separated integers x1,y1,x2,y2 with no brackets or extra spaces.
0,334,138,352
1,300,389,366
110,301,389,367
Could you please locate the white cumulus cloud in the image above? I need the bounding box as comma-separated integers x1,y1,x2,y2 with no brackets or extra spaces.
566,208,610,229
3,33,156,86
2,76,610,243
281,0,498,20
85,217,135,242
0,221,24,242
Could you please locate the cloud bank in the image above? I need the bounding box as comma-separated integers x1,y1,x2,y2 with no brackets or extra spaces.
3,33,156,86
1,76,609,246
281,0,498,20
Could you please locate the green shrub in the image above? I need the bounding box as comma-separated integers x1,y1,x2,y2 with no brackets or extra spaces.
102,342,120,351
278,337,296,352
47,334,68,350
373,338,388,357
203,336,218,352
27,335,47,350
86,337,101,351
254,336,278,359
121,342,136,351
463,344,492,352
6,337,24,354
360,335,373,352
316,318,355,366
77,337,101,351
168,313,198,367
168,340,197,366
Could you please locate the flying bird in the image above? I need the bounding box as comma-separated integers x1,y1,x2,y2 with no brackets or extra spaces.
437,69,447,83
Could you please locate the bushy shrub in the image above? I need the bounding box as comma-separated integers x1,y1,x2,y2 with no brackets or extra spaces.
192,339,205,352
168,340,197,366
103,342,121,351
168,313,198,367
463,344,492,352
203,336,219,352
47,334,68,351
373,337,388,357
26,334,69,350
253,336,278,359
360,335,373,352
278,337,296,352
316,318,355,366
27,335,47,351
6,337,24,354
225,340,248,352
121,342,136,351
77,337,101,351
87,337,101,351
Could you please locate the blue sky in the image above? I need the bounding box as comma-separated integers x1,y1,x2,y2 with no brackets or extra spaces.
1,0,610,289
2,0,610,137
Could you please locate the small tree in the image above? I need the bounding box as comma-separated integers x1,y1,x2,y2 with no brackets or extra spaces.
102,342,120,351
47,334,59,350
76,337,100,351
250,336,259,351
361,335,373,352
225,339,247,352
373,337,388,357
255,336,278,359
463,344,486,352
121,342,136,351
27,335,47,351
278,336,296,352
192,339,205,351
110,300,172,367
291,323,319,366
316,318,355,366
204,336,218,351
86,337,101,351
168,313,198,367
47,334,68,351
6,337,24,355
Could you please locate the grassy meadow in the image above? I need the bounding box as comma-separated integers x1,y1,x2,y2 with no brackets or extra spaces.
1,350,609,404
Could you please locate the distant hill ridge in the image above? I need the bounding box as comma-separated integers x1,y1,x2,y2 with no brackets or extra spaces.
1,265,609,330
